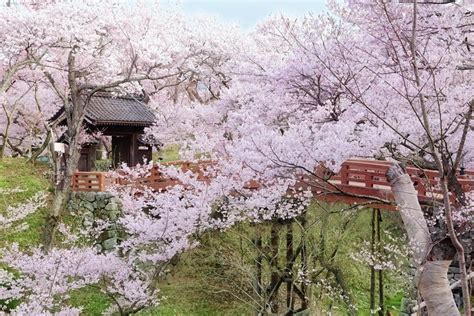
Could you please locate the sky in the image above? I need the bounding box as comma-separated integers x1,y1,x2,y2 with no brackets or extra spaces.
164,0,327,29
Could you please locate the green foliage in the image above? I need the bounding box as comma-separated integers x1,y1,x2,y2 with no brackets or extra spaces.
385,292,405,316
0,295,20,313
303,204,408,314
95,159,112,172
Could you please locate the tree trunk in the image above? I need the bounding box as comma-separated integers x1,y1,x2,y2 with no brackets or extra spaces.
286,221,294,313
27,130,52,164
269,223,280,314
376,209,384,316
419,260,458,315
0,113,11,159
0,128,9,159
43,135,81,252
300,212,309,310
42,190,66,251
439,176,471,315
254,226,263,315
370,208,376,314
387,164,460,316
43,48,84,252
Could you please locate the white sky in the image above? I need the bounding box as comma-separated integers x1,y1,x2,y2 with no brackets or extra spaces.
163,0,327,29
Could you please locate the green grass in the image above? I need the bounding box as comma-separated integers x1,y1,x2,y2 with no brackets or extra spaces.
68,286,112,316
385,292,405,316
0,158,51,203
0,158,52,248
0,158,410,315
153,144,181,163
142,279,241,316
140,265,252,316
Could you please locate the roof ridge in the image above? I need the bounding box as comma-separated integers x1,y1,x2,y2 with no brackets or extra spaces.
49,93,155,127
93,92,145,101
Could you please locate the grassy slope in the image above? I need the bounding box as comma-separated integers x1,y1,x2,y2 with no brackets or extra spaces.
153,144,181,163
0,158,409,315
143,207,408,316
310,206,407,315
0,158,51,248
0,156,237,316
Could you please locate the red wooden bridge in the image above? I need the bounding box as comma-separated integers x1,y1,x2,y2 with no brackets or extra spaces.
72,159,474,210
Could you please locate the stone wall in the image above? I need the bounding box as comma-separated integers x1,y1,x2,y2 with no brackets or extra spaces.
67,192,123,251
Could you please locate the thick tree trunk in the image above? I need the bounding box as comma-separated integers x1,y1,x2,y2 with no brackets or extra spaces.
412,272,474,315
43,49,84,252
387,164,460,316
0,113,11,159
418,260,458,315
43,135,81,252
42,190,67,252
387,165,430,265
27,130,52,164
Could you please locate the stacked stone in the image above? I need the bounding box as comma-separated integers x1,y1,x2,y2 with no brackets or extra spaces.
68,192,123,251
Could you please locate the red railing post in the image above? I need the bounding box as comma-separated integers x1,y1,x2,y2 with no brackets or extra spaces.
340,163,349,185
99,173,106,192
72,172,78,191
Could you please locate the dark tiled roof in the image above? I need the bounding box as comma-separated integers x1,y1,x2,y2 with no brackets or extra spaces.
50,94,156,127
86,95,155,126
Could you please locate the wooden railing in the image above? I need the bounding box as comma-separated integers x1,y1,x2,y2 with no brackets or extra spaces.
71,160,474,210
112,161,213,192
71,172,106,192
306,160,474,209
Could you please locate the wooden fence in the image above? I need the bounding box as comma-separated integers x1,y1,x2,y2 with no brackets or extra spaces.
71,160,474,209
71,172,106,192
304,160,473,209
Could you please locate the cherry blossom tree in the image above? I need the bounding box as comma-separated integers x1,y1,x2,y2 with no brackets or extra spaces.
314,2,473,314
1,0,472,314
0,1,241,250
0,162,241,315
0,5,56,158
145,1,472,314
1,2,245,314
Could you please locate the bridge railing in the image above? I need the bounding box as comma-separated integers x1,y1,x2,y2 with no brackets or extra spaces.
315,160,473,206
71,160,473,208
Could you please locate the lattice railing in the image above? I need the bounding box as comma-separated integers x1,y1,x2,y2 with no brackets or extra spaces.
71,160,474,209
71,172,106,192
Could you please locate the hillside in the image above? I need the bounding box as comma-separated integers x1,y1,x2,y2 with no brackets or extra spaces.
0,158,51,248
0,158,410,315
